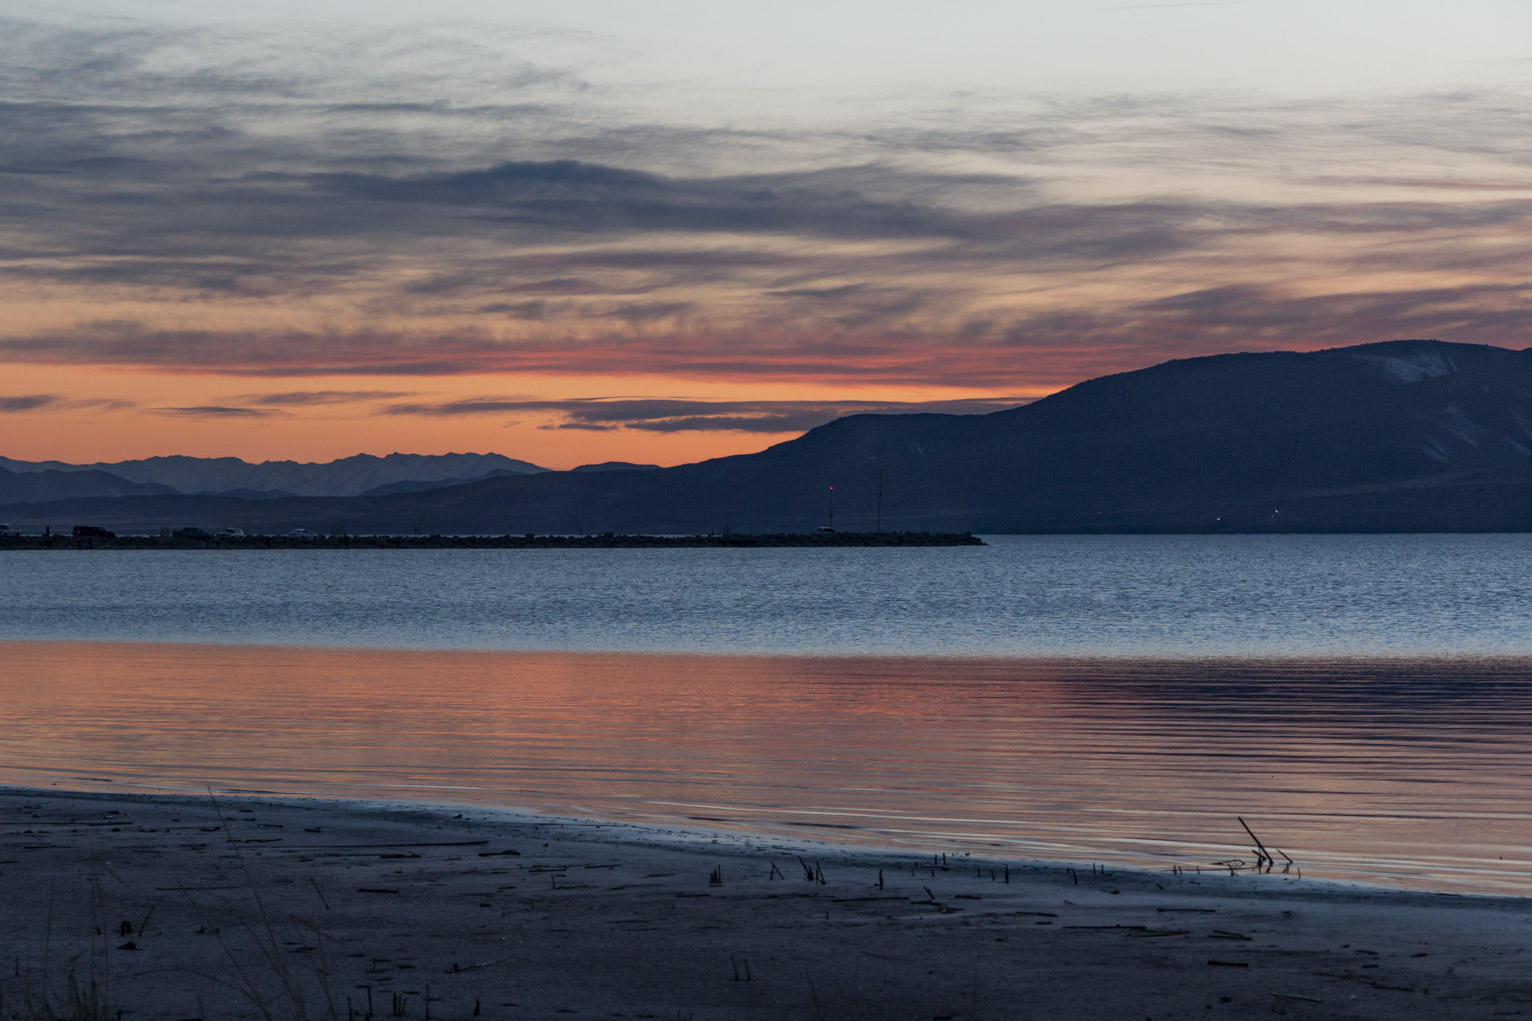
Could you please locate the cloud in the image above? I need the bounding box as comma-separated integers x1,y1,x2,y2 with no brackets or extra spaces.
767,284,871,301
0,394,137,413
237,390,415,406
1,11,1531,396
601,301,695,322
0,394,56,412
1122,282,1532,345
382,395,1030,433
151,405,287,418
1108,2,1237,8
8,272,1531,391
615,414,837,434
307,159,993,243
61,397,139,411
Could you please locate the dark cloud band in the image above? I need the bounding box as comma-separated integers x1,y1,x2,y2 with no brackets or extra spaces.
151,406,287,418
1,14,1530,393
0,394,56,412
381,395,1028,433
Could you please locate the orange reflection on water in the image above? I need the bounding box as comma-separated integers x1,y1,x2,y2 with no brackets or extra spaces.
4,641,1532,893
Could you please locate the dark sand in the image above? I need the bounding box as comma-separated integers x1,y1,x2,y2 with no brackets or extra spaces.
2,787,1529,1020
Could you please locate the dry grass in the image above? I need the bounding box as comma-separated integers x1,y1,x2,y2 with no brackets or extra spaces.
0,966,113,1021
2,793,341,1021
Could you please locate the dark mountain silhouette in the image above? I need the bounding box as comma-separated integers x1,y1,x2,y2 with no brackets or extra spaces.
7,340,1531,534
357,468,537,497
570,461,662,473
0,451,547,499
0,466,177,505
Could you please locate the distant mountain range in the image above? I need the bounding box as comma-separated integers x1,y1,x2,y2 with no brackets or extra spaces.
6,340,1531,534
0,452,548,502
0,467,179,504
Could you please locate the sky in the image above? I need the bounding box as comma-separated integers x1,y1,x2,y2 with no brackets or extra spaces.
2,0,1529,468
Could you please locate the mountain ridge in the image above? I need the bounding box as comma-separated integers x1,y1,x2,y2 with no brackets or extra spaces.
0,466,179,506
6,340,1530,533
0,451,549,501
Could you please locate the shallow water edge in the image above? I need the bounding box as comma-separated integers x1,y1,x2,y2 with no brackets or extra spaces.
5,641,1530,895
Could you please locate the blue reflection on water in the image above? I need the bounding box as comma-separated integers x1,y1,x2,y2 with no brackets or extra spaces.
2,534,1531,656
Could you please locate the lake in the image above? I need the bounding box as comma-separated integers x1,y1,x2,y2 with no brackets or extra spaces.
3,535,1531,894
4,534,1532,656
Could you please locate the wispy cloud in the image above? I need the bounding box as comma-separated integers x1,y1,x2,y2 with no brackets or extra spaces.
151,405,287,418
238,390,415,406
1106,2,1237,9
382,395,1029,432
62,397,139,411
1,12,1530,395
0,394,56,412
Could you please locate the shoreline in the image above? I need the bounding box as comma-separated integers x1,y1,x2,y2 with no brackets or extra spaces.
4,786,1530,1020
7,641,1532,902
9,633,1532,665
14,755,1532,901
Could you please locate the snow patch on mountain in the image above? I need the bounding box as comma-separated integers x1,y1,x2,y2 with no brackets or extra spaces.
1355,351,1457,383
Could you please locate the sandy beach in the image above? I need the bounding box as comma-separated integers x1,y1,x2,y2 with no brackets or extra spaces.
2,788,1529,1020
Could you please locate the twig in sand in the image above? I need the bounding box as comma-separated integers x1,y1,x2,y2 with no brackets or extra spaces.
1239,817,1273,871
446,956,514,975
1217,818,1298,876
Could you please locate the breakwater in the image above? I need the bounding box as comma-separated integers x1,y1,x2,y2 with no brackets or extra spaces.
1,531,983,550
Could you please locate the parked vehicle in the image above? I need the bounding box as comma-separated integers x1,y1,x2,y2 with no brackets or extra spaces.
217,528,246,538
72,525,116,538
173,527,212,539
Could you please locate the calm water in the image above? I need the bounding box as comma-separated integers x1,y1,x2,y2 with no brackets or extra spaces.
3,643,1531,894
3,536,1532,894
3,534,1532,655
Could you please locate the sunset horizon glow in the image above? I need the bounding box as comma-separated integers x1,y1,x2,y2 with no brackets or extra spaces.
3,0,1530,468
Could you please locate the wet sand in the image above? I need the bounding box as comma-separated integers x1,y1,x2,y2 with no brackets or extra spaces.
3,787,1530,1020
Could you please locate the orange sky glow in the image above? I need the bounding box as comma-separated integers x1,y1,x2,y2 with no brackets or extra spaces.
3,3,1530,468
